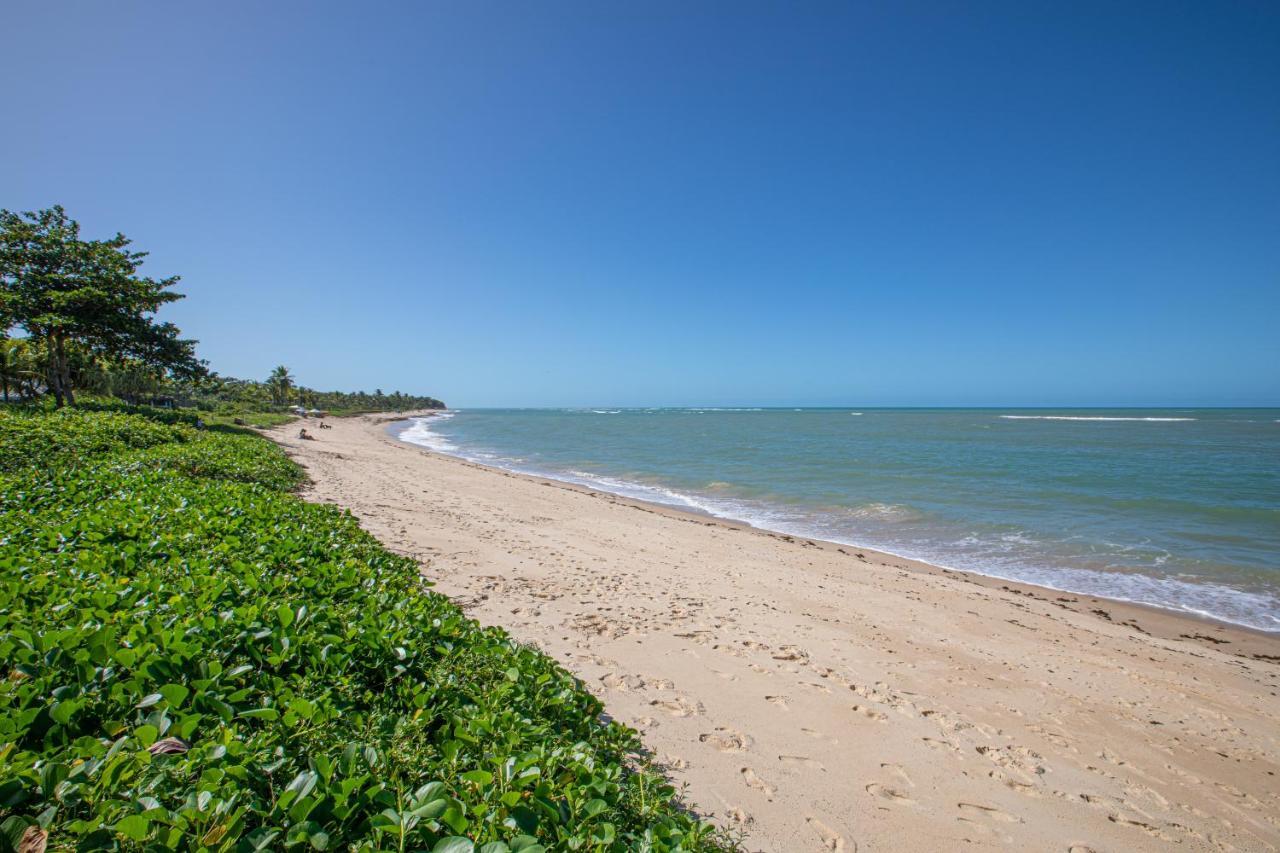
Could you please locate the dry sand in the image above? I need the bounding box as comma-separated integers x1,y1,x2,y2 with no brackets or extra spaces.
270,412,1280,852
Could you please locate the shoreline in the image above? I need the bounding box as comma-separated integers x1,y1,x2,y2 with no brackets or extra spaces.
274,412,1280,851
385,411,1279,656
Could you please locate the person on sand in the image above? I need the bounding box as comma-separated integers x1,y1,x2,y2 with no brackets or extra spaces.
298,427,317,441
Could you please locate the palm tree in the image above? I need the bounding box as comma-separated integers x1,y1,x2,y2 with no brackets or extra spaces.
267,365,294,406
0,339,37,402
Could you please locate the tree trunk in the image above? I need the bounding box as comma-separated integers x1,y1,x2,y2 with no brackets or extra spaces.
47,357,64,408
57,335,74,406
46,333,71,408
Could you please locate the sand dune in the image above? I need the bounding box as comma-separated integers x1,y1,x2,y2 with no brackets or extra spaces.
271,413,1280,852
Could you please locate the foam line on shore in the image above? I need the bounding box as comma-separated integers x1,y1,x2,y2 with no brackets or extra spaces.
394,415,1279,633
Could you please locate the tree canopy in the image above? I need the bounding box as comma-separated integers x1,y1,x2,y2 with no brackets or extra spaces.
0,206,202,406
267,365,294,406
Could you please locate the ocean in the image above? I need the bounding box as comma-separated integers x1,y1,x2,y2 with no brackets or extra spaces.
392,408,1280,632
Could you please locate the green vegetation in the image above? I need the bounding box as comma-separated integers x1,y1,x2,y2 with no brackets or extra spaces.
0,207,201,408
0,407,729,851
2,207,444,416
0,205,660,848
202,411,297,431
182,372,444,418
267,366,296,408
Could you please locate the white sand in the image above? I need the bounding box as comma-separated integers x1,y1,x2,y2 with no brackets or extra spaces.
271,413,1280,852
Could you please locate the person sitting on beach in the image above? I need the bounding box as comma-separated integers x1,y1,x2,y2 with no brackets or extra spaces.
298,428,317,440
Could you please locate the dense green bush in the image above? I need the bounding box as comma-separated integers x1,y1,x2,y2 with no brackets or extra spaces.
0,410,728,852
0,409,193,473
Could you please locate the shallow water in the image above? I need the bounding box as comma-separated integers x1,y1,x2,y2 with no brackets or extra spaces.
393,408,1280,632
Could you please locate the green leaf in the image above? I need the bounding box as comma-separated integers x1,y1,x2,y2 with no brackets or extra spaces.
433,838,474,853
441,805,468,835
134,724,158,748
460,769,493,786
509,838,544,853
284,770,319,802
288,698,317,720
504,667,520,682
49,700,78,725
158,683,190,708
410,798,448,820
135,693,163,709
591,822,615,845
245,828,280,850
115,814,149,841
238,707,279,721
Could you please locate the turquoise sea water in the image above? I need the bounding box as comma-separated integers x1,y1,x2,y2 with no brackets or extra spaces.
392,408,1280,632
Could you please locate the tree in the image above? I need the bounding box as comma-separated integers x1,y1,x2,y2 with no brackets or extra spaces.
267,365,294,406
0,206,202,406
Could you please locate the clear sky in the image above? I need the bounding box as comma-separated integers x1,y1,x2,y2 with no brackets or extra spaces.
3,2,1277,407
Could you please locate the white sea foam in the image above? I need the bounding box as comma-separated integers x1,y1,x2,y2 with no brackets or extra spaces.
562,471,720,515
842,502,921,522
397,415,457,452
999,415,1196,422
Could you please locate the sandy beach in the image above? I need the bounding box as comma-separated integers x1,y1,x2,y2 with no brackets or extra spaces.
271,413,1280,852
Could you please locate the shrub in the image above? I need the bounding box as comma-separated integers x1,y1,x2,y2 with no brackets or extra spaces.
0,410,728,852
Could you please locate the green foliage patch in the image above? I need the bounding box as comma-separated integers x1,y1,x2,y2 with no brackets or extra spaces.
0,409,193,474
0,410,728,852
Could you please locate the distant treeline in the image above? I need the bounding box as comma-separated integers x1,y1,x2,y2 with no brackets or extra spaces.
1,206,443,413
181,366,446,414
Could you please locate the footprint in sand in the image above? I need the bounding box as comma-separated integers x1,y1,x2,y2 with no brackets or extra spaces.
601,672,645,691
765,694,791,709
805,816,848,851
957,802,1023,824
778,754,826,772
740,767,776,799
772,645,809,663
988,769,1041,797
866,783,915,806
798,680,832,694
851,704,888,721
714,793,753,826
700,727,753,752
650,696,703,717
922,737,961,754
799,727,840,746
880,763,914,787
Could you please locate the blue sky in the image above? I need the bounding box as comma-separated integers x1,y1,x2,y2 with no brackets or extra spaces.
3,2,1277,407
